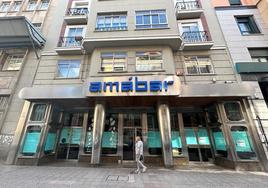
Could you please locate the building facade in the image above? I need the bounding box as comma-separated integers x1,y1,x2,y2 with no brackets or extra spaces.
253,0,268,26
212,0,268,169
0,0,267,171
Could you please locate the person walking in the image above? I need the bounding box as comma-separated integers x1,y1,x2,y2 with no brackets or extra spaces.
135,136,147,174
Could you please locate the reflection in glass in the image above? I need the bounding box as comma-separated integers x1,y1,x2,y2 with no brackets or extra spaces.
147,113,162,155
211,127,227,158
84,115,94,153
30,104,47,121
102,114,118,154
224,102,243,121
170,113,182,156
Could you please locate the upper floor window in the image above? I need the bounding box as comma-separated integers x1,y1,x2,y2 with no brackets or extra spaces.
59,26,85,47
184,56,213,75
229,0,241,5
39,0,49,10
249,48,268,63
2,51,26,71
57,60,81,78
27,0,37,11
101,52,127,72
179,21,209,42
96,13,127,31
136,52,163,71
136,10,168,29
10,1,21,12
236,16,260,35
0,2,10,12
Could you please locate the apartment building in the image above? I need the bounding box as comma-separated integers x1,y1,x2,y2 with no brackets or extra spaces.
0,0,267,171
253,0,268,26
0,0,48,162
212,0,268,170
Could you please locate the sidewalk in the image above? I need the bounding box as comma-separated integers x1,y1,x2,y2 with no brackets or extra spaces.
0,164,268,188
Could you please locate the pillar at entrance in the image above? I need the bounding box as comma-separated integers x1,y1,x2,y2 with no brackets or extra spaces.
157,103,173,167
91,103,105,165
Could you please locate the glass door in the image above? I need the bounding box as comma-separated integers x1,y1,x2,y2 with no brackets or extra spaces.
57,112,83,160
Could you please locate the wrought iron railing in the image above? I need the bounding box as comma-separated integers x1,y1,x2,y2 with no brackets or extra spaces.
58,36,83,47
182,31,209,43
95,26,128,32
66,8,88,16
175,1,200,10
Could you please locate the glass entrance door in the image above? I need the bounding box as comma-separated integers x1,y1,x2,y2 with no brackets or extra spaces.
57,112,83,160
123,127,142,160
122,113,142,161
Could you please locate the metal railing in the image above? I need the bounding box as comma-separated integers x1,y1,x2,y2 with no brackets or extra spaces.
95,26,128,32
58,36,83,47
175,1,200,10
182,31,209,43
66,8,88,16
256,115,268,148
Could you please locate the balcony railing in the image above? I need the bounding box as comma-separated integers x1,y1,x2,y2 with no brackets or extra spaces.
58,36,83,48
175,1,200,10
182,31,209,43
66,8,88,16
95,26,128,32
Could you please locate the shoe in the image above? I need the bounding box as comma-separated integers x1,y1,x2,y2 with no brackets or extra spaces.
142,167,147,173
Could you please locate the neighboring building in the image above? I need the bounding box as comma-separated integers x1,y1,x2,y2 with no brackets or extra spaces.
212,0,268,169
0,0,47,162
253,0,268,26
0,0,267,171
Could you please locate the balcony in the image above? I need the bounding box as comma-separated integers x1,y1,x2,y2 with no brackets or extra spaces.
181,31,213,50
175,1,203,19
64,8,88,24
236,62,268,74
55,36,84,55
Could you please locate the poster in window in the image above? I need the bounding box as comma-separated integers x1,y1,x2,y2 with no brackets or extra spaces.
231,131,253,152
185,128,198,145
22,132,41,154
197,128,210,145
102,132,118,148
148,131,162,148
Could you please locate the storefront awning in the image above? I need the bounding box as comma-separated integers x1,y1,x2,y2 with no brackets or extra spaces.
0,16,46,49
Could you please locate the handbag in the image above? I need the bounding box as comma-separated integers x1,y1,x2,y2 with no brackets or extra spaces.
139,155,144,161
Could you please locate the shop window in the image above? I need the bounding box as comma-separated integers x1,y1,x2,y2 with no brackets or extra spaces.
136,52,163,71
84,115,94,153
10,1,22,12
44,130,57,154
184,56,213,75
0,2,10,12
101,52,127,72
170,113,182,157
102,114,118,154
183,112,206,128
236,16,260,35
21,126,42,156
211,127,228,158
39,0,49,10
147,113,162,155
206,105,221,126
57,60,81,78
136,10,168,29
26,0,37,11
96,13,127,31
30,104,47,122
224,102,244,121
231,126,257,160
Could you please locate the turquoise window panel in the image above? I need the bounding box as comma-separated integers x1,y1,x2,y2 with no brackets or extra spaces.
102,132,118,148
213,131,227,151
185,128,198,145
59,128,70,144
22,132,41,154
171,131,182,148
231,131,253,152
148,131,162,148
44,133,56,152
197,128,210,145
71,128,82,145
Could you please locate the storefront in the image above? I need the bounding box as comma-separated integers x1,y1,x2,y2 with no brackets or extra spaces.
12,76,267,171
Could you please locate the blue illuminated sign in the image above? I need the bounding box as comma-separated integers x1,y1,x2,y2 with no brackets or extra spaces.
89,77,174,93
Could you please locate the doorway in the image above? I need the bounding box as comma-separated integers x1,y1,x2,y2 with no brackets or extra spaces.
57,112,83,160
122,113,142,161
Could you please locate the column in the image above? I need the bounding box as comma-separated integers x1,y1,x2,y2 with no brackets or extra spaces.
157,103,173,167
91,103,105,165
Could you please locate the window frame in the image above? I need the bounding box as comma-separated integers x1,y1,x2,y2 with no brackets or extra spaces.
235,16,261,35
2,52,26,71
100,52,127,72
95,13,127,31
135,51,163,72
26,0,37,11
184,56,214,75
39,0,49,10
56,60,81,79
229,0,241,6
135,10,168,29
223,101,245,122
0,1,11,12
10,1,22,12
